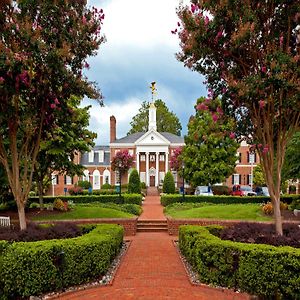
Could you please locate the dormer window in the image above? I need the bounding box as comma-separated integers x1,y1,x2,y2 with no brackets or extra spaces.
88,151,94,163
98,150,104,163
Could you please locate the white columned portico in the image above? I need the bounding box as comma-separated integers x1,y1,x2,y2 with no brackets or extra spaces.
136,152,139,173
155,152,159,186
146,152,149,186
165,151,169,173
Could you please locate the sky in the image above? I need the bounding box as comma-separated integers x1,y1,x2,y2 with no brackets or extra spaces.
84,0,207,145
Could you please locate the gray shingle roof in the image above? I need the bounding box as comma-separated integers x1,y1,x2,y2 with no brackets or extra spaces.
160,132,184,144
80,145,110,166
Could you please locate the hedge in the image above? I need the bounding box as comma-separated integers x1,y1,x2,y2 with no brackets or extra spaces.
29,194,142,205
160,194,299,207
0,224,123,299
179,225,300,299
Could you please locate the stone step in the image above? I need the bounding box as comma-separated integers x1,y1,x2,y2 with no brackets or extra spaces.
137,227,168,232
138,219,167,224
137,224,167,229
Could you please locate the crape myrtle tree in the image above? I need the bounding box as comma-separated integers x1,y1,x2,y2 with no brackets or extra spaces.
182,97,239,187
175,1,300,235
34,96,96,209
111,150,134,188
0,0,105,230
127,99,182,136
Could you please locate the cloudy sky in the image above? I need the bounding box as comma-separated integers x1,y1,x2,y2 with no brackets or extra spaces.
84,0,206,145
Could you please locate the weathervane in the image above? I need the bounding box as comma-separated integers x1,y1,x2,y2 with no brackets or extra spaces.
150,81,157,102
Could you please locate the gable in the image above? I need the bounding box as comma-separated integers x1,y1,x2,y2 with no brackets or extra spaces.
135,130,170,146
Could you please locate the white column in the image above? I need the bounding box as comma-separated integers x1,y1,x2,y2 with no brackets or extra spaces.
146,152,149,186
136,152,139,173
165,151,169,173
155,152,159,186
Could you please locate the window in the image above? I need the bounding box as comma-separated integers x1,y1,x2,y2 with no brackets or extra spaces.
232,174,240,185
82,170,89,182
236,152,242,163
159,154,165,161
88,151,94,163
65,175,73,185
93,170,100,190
150,154,155,162
247,174,253,186
128,149,134,155
159,172,165,184
140,172,146,183
98,150,104,163
52,175,59,185
172,171,177,184
140,155,146,161
103,169,110,185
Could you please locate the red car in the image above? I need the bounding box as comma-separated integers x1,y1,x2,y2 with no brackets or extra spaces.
231,185,257,196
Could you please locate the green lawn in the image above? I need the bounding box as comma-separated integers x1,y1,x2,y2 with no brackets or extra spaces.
165,203,272,221
32,206,135,221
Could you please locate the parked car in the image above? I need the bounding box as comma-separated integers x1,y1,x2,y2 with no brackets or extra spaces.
231,185,257,196
194,186,214,196
254,186,270,196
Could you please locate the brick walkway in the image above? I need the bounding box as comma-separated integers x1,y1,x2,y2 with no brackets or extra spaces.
58,187,249,300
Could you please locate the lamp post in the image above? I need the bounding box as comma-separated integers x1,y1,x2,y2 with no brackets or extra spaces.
182,162,185,200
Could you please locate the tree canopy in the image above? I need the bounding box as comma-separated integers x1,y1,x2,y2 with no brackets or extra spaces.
175,0,300,235
253,164,266,187
0,0,105,229
181,97,239,187
127,99,182,136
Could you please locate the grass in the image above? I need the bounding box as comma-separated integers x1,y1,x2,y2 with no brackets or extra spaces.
32,206,135,221
164,203,272,221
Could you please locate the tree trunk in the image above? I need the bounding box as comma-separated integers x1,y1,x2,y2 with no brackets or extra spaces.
272,195,283,236
38,179,44,210
17,201,27,231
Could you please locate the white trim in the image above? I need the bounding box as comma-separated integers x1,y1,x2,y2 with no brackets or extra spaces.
236,164,258,168
135,129,171,145
110,143,135,147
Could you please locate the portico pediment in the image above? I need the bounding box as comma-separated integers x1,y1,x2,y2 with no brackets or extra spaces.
135,129,170,146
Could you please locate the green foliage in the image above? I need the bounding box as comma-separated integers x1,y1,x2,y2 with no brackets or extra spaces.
128,169,141,194
29,194,143,206
53,199,67,211
211,185,230,195
0,225,123,299
290,198,300,211
182,97,239,187
140,182,146,189
127,99,182,136
101,183,112,190
77,181,92,189
163,171,175,194
179,226,300,299
160,194,299,207
253,164,266,186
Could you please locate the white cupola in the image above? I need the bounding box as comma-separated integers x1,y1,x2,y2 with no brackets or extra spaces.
148,102,157,131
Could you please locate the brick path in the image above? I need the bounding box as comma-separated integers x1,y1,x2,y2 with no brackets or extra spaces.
58,187,249,300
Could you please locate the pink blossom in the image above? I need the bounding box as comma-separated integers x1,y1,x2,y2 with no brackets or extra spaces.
259,100,265,109
54,98,60,105
0,77,4,84
212,113,219,122
50,103,56,109
84,62,90,69
258,144,263,149
191,4,196,13
82,16,87,25
222,87,227,94
229,132,235,139
261,66,267,73
217,106,223,115
196,103,208,111
262,145,269,154
279,35,284,47
204,16,210,26
216,31,223,39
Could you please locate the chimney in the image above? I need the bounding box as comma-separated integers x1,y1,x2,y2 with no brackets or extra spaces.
110,115,116,143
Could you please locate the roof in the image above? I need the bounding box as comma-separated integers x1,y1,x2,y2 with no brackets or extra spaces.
112,131,184,144
80,145,110,166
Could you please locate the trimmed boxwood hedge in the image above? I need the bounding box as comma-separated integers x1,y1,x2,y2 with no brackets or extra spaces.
179,225,300,299
161,194,299,207
29,193,142,205
0,224,123,299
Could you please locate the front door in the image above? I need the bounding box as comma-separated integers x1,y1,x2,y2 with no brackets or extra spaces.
150,176,155,186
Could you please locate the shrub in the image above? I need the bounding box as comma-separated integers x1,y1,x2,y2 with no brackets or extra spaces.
128,169,141,194
262,202,288,215
140,182,146,189
179,225,300,299
29,202,40,209
68,186,83,195
290,198,300,210
212,185,230,195
101,183,112,189
53,199,67,211
289,185,296,193
77,180,92,189
160,194,300,207
0,224,123,299
163,171,175,194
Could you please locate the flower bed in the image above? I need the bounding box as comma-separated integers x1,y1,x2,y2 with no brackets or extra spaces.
179,225,300,299
0,224,123,299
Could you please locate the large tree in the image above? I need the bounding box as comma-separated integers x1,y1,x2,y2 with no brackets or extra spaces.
0,0,105,229
127,99,182,135
176,1,300,235
34,96,96,209
181,97,239,187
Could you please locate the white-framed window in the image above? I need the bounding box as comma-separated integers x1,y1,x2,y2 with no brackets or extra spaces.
232,174,240,185
247,174,253,186
140,172,146,183
65,175,72,185
159,154,165,162
82,170,89,182
128,149,134,156
98,150,104,163
172,171,177,184
88,151,94,163
103,169,111,185
140,154,146,161
159,172,165,184
93,170,100,190
150,154,155,162
52,174,59,185
236,152,242,163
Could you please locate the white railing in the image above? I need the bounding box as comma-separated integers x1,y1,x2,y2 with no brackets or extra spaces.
0,216,11,227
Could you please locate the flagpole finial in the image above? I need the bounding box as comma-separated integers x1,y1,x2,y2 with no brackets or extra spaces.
150,81,157,102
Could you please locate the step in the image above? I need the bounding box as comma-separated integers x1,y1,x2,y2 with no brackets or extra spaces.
137,219,167,224
137,219,168,232
137,227,168,232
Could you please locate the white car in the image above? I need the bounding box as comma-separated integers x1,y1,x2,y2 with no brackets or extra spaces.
194,186,214,196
